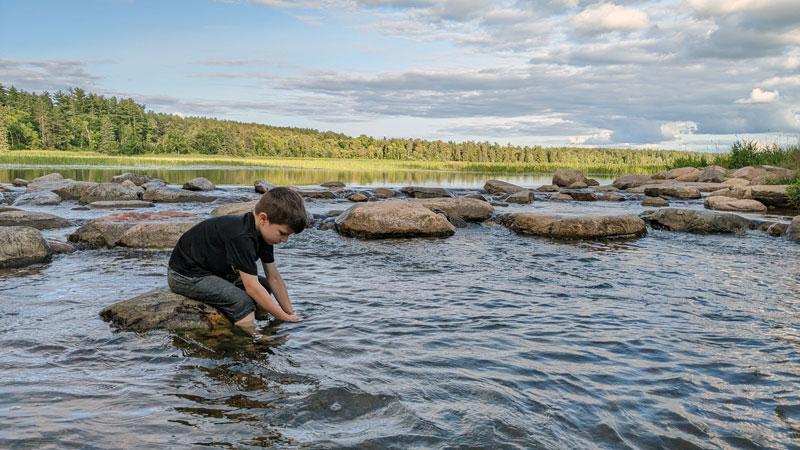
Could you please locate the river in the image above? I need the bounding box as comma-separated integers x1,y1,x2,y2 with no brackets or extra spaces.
1,166,799,449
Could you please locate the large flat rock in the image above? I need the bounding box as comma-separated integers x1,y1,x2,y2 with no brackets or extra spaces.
704,196,767,213
412,197,494,222
483,179,526,194
641,208,751,234
399,186,453,199
0,226,52,268
100,287,231,332
69,211,199,248
0,210,71,229
502,213,647,240
335,200,455,239
211,200,258,217
80,183,142,204
143,187,218,203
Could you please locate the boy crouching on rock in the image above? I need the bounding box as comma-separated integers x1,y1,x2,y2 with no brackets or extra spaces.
167,187,307,335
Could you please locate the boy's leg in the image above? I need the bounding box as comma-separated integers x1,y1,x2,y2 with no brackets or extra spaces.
233,276,273,320
168,269,257,333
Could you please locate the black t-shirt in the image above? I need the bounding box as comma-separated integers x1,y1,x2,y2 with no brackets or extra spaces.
169,212,274,280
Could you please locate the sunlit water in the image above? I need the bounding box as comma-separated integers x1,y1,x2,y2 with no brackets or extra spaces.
1,167,799,449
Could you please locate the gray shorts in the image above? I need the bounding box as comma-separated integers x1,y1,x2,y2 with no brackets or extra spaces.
167,268,273,322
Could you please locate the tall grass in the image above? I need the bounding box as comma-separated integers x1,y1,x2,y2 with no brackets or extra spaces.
0,150,668,175
668,140,800,172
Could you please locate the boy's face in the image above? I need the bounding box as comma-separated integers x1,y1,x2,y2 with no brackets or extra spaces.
255,212,294,244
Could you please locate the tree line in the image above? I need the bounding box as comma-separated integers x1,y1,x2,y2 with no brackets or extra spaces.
0,85,695,166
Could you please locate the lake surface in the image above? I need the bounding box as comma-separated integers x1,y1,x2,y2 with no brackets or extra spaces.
1,166,799,449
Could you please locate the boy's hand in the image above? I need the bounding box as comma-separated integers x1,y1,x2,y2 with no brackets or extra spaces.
282,313,302,322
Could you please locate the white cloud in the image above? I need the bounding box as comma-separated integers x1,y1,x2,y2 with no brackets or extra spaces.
736,88,780,104
573,3,649,34
687,0,772,16
762,75,800,87
660,121,698,140
568,130,613,145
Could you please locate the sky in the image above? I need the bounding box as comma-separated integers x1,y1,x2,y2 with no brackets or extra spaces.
1,0,799,151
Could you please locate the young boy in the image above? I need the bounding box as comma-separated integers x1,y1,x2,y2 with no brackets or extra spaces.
167,187,308,334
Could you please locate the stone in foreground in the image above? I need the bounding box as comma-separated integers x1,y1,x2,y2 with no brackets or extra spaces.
69,211,199,248
503,213,646,240
0,210,71,229
101,287,231,332
0,226,52,268
335,200,455,239
483,179,526,194
704,196,767,213
641,208,750,234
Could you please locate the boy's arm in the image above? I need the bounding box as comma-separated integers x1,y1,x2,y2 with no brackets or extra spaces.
239,271,300,322
263,261,295,315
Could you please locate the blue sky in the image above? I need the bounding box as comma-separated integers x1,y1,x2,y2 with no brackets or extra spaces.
1,0,799,151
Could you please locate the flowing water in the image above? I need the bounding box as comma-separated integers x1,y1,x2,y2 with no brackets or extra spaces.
1,166,799,449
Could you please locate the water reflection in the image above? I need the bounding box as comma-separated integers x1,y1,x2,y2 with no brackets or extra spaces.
0,165,613,188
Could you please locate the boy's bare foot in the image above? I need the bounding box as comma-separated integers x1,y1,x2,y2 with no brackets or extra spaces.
234,312,257,335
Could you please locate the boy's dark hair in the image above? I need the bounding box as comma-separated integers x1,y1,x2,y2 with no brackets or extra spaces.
255,187,308,233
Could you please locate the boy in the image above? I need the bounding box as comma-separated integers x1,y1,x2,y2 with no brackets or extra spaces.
167,187,307,334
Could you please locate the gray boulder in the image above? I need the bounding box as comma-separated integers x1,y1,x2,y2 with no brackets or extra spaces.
101,287,232,332
183,177,215,191
0,210,70,229
211,200,258,217
111,173,153,186
298,190,337,200
704,196,767,213
643,185,701,199
335,200,455,239
254,180,273,194
552,170,587,187
348,192,369,202
613,174,653,189
52,181,99,200
89,200,155,209
483,179,526,194
13,191,62,206
566,191,598,201
143,187,218,203
505,190,534,204
641,208,751,234
787,216,800,242
413,197,494,222
0,226,52,268
12,178,29,187
30,173,64,184
69,211,200,248
698,166,728,183
502,213,646,240
641,197,669,207
371,188,397,199
550,193,573,201
80,183,141,204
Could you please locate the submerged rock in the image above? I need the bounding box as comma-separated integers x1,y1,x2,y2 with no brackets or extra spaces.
69,211,199,248
211,200,258,217
183,177,215,191
143,187,218,203
483,179,526,194
0,226,52,268
0,210,71,229
641,208,750,234
413,197,494,222
399,186,453,199
101,287,232,332
704,196,767,213
502,213,646,240
335,200,455,239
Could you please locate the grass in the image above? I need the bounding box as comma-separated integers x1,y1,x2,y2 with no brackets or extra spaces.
0,149,669,175
668,140,800,172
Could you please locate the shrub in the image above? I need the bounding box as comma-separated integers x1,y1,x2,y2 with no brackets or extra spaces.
788,179,800,208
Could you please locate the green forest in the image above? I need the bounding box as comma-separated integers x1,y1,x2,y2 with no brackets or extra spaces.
0,84,696,169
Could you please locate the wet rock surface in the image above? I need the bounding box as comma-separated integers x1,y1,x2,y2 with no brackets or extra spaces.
335,200,455,239
80,183,142,204
641,208,751,234
0,210,71,229
0,226,52,268
483,179,526,194
412,197,494,222
502,213,647,240
211,200,258,217
69,211,200,248
101,287,232,332
143,187,218,203
399,186,453,199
